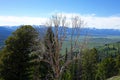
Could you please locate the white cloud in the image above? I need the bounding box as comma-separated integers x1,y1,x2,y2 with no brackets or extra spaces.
82,15,120,29
56,13,120,29
0,13,120,29
0,16,48,26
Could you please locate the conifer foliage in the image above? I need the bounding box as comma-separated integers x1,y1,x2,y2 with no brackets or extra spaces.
0,25,38,80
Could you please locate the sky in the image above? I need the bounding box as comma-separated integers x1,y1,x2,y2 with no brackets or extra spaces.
0,0,120,29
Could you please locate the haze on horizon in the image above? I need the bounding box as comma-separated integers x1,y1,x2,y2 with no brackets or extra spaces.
0,0,120,29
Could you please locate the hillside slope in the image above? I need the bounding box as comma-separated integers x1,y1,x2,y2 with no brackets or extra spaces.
96,42,120,60
107,75,120,80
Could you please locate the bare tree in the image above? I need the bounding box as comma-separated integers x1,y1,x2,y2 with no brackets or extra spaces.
35,14,86,80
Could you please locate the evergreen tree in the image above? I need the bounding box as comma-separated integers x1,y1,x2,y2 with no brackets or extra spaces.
44,27,56,59
115,55,120,74
82,48,98,80
38,27,55,79
96,57,116,80
0,25,38,80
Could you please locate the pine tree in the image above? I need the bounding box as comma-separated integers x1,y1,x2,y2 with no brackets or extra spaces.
0,25,38,80
96,57,116,80
38,27,55,79
82,48,98,80
115,55,120,74
44,27,56,60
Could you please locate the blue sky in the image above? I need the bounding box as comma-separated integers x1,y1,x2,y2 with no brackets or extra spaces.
0,0,120,29
0,0,120,17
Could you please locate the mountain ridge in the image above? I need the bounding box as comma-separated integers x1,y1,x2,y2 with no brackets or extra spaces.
0,25,120,49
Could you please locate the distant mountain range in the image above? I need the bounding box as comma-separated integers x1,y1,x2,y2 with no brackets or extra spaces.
0,26,18,40
64,28,120,36
0,25,120,49
1,26,120,39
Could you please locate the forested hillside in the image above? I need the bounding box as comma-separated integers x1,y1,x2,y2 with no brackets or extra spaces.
97,42,120,60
